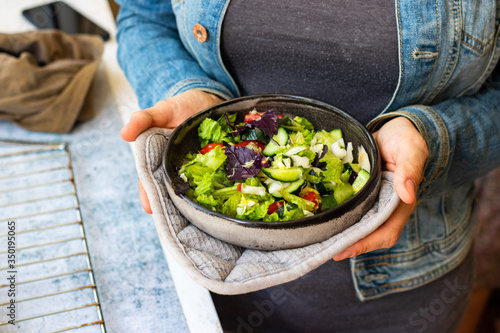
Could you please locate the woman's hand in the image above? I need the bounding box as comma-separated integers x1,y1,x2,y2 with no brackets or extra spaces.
121,89,224,213
121,89,224,141
334,117,429,261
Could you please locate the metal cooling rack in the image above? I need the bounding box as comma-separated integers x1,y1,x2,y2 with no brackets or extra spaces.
0,140,106,333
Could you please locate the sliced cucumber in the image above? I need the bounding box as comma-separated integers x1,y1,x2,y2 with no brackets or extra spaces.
348,163,361,173
262,167,302,182
334,183,354,205
271,179,305,197
263,127,289,156
329,129,343,142
315,182,329,195
352,169,371,193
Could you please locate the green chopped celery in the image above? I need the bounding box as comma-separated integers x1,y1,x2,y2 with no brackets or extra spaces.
212,185,238,197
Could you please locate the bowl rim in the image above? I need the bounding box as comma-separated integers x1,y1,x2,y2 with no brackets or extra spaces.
163,93,381,229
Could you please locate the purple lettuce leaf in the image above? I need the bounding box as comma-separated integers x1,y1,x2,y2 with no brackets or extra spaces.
173,175,191,195
224,110,280,138
224,143,269,181
313,145,328,169
252,110,279,137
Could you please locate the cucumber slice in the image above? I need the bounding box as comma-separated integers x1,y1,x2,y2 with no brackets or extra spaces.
349,163,361,173
262,167,302,182
315,182,328,195
271,179,305,197
334,183,354,205
329,129,343,142
352,169,371,193
263,127,289,156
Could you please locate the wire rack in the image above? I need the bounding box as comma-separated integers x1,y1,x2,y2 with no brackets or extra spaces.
0,140,106,333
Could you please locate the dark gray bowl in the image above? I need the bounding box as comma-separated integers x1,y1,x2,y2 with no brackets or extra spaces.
163,94,381,250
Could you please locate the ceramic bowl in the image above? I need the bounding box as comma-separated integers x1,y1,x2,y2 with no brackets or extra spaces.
163,94,381,250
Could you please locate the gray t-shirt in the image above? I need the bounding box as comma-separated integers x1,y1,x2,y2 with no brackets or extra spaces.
221,1,399,125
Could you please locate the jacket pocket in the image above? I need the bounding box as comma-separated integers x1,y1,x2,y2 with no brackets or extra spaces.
437,0,499,98
460,0,497,56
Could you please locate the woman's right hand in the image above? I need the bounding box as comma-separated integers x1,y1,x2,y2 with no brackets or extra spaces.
120,89,225,213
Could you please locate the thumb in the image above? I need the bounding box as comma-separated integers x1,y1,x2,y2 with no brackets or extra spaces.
392,141,427,204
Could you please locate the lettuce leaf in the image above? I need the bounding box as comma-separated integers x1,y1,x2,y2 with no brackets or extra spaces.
297,148,316,163
222,193,242,217
194,145,227,171
183,163,213,181
198,117,232,146
218,112,236,133
289,130,315,146
320,153,344,185
197,194,222,210
193,173,214,197
314,130,336,151
293,116,314,130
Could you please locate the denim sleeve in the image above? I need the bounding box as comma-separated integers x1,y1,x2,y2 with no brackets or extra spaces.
368,64,500,198
115,0,234,109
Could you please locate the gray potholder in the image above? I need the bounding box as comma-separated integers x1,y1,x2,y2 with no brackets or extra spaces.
135,128,400,295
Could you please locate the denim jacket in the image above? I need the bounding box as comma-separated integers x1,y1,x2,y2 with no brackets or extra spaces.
116,0,500,300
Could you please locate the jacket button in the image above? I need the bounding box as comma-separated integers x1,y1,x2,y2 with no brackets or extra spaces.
193,24,207,42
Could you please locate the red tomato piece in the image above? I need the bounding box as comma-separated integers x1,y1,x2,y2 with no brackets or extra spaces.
244,112,263,123
237,183,243,192
267,201,285,215
302,191,319,210
244,112,283,123
200,142,223,155
235,140,266,153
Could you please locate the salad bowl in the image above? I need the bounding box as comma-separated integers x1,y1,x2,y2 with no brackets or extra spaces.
163,94,381,250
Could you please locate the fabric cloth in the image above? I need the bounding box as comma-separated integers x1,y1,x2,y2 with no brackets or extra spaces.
0,30,104,133
221,0,399,125
134,127,400,295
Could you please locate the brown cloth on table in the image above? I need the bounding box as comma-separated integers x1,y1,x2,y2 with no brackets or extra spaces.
0,30,104,133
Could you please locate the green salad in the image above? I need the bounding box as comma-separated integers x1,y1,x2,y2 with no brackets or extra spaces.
173,110,371,222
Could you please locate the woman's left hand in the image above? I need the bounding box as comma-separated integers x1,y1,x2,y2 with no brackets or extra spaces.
333,117,429,261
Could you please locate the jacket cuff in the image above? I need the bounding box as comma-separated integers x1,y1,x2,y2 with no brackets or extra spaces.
165,78,235,101
367,105,450,194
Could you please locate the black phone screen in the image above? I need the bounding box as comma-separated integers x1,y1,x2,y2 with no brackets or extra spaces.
22,1,110,41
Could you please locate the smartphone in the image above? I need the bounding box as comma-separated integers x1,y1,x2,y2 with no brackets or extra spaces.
22,1,110,41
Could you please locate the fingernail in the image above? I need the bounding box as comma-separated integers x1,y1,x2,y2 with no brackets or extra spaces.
334,250,355,261
406,179,417,197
